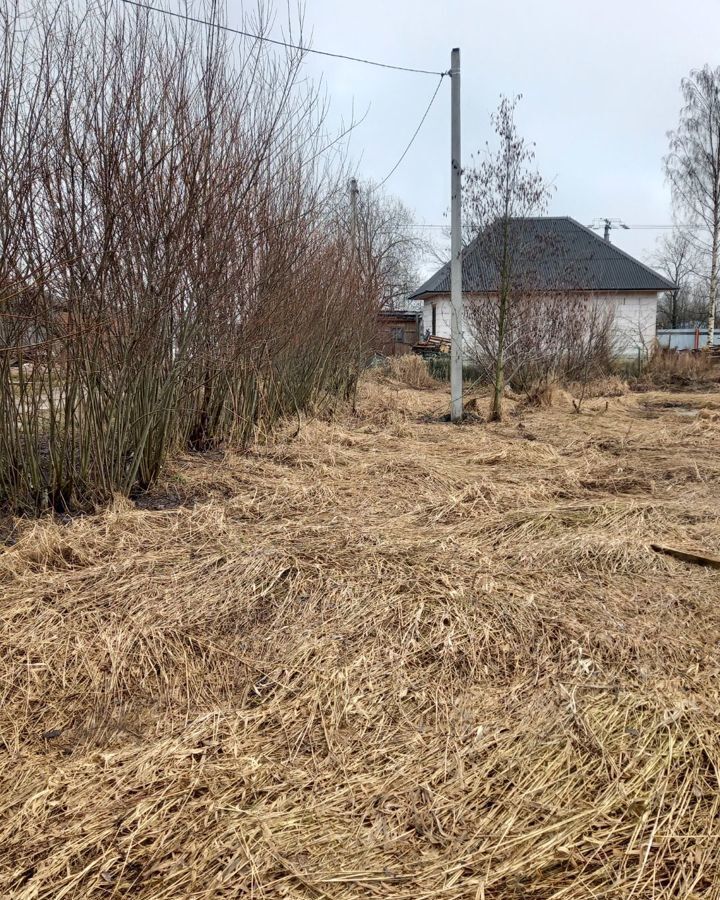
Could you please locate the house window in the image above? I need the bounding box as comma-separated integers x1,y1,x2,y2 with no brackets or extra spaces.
391,326,404,343
431,303,437,334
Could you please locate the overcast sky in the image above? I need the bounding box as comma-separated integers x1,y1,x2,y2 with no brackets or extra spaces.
229,0,719,277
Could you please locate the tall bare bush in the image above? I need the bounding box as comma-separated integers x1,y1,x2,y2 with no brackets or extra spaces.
0,0,378,513
466,290,616,400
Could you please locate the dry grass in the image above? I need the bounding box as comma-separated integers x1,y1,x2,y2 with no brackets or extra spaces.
384,354,438,389
2,375,720,898
567,374,629,399
517,383,576,409
637,347,720,388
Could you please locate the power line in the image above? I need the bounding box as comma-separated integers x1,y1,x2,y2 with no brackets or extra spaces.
122,3,449,196
387,222,711,231
379,224,448,230
627,224,705,230
375,74,446,189
120,0,445,76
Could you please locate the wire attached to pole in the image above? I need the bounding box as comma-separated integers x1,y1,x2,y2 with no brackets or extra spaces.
120,0,446,76
375,73,447,189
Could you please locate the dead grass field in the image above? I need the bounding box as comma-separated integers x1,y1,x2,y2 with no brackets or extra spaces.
2,374,720,898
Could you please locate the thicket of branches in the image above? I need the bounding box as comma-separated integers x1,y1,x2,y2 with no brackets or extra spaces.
0,0,381,513
352,182,426,310
653,232,706,329
466,286,616,398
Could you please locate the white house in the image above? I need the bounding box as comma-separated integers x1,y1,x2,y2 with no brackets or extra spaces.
410,217,675,358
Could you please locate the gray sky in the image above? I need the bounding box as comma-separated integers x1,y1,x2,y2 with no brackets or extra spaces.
230,0,719,276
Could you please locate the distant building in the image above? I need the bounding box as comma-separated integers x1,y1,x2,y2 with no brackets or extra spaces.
410,217,676,358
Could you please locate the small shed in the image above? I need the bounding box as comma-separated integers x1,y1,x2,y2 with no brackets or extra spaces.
377,309,422,356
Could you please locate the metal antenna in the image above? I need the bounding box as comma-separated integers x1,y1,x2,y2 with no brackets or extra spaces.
588,218,629,242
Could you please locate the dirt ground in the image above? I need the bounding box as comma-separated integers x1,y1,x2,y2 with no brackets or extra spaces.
2,376,720,898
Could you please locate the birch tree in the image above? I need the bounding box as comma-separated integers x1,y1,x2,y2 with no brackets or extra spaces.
665,66,720,347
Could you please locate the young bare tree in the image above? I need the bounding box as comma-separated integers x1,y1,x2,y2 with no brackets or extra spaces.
665,66,720,347
462,95,552,421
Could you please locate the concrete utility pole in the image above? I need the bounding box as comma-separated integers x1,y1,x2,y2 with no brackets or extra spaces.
449,47,463,423
349,177,359,260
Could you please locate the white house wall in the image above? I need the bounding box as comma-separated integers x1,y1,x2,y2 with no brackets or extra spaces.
424,293,659,357
606,294,658,357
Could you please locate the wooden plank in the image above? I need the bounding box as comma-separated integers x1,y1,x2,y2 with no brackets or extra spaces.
650,543,720,570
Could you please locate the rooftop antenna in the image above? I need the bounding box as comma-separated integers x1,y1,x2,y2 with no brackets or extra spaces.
589,218,629,242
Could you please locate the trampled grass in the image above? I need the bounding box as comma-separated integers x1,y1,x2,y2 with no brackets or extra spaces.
2,375,720,898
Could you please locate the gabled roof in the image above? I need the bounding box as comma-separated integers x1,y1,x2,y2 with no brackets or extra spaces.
410,217,676,298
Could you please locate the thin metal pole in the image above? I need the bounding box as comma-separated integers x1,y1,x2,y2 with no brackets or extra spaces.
449,47,463,423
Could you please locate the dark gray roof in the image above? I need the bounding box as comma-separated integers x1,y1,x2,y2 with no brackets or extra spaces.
410,217,676,298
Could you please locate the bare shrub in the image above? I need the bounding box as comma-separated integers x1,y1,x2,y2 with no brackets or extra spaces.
466,293,616,400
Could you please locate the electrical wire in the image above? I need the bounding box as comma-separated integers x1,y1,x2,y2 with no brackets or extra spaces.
120,1,450,195
374,73,446,189
627,224,705,230
120,0,445,76
588,221,708,231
